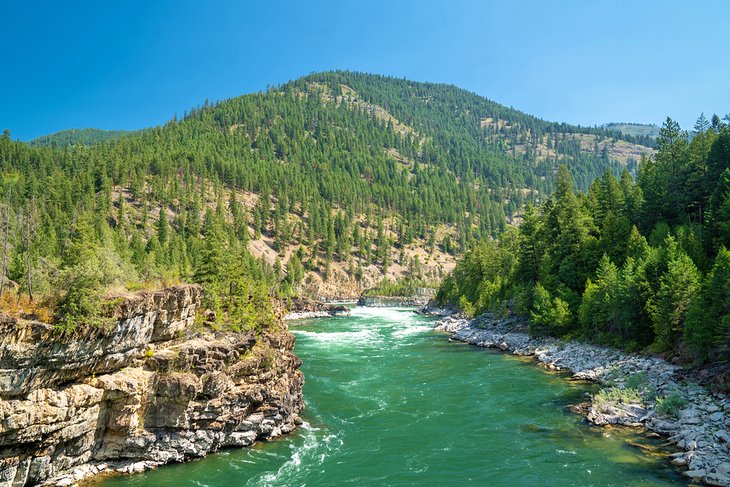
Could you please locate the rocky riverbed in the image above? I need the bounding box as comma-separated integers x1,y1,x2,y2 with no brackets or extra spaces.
0,285,304,487
430,310,730,486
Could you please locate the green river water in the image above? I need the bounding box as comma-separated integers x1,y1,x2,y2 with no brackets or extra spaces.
100,307,686,486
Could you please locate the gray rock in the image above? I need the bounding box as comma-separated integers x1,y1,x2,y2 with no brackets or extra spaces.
434,311,730,486
0,287,304,487
685,469,706,480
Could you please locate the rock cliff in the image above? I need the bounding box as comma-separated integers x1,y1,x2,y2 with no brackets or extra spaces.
356,296,430,307
284,297,350,320
0,285,304,487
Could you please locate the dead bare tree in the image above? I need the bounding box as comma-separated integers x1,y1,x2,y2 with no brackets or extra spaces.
0,200,11,301
17,197,38,303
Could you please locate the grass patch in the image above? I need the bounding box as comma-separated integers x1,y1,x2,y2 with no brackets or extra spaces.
594,386,642,408
0,291,55,323
655,392,687,418
625,371,649,391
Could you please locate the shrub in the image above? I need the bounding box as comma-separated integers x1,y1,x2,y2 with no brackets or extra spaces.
624,371,649,391
593,386,642,409
655,392,687,417
530,283,573,336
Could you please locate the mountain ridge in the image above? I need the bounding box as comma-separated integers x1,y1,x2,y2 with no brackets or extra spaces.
0,70,656,309
28,127,139,147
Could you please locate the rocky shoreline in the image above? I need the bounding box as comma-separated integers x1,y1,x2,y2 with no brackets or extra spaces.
0,286,304,487
356,295,431,307
429,310,730,486
283,297,350,320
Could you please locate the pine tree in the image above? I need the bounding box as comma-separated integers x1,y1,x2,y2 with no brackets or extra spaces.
650,251,700,351
530,283,572,336
706,168,730,249
157,209,169,247
514,203,542,284
685,248,730,361
286,251,304,286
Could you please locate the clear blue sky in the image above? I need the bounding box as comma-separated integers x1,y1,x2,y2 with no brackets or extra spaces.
2,0,728,140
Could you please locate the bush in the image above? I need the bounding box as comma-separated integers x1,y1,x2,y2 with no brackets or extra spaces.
54,246,130,332
459,296,476,318
593,387,642,411
624,371,649,391
530,283,573,336
655,392,687,417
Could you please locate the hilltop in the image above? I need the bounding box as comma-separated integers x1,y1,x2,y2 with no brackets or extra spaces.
603,122,661,139
0,71,655,315
28,128,138,147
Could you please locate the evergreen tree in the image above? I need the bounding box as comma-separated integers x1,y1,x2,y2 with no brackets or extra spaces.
685,248,730,361
650,252,701,351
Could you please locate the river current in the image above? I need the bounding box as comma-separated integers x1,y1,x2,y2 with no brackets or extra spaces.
100,307,685,486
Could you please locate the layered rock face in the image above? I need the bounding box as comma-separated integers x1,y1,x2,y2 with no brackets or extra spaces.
357,296,430,307
357,288,436,308
0,285,304,486
284,297,350,320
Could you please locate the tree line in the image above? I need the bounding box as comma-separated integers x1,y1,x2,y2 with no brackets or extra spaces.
437,114,730,363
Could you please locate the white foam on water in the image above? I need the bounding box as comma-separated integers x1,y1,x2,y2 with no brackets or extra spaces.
349,306,416,322
391,325,432,338
248,422,342,487
292,329,381,346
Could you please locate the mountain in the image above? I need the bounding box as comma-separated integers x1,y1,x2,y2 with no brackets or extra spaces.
29,128,137,147
0,71,656,322
603,122,660,140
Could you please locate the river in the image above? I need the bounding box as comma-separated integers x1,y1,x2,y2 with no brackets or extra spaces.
99,307,685,486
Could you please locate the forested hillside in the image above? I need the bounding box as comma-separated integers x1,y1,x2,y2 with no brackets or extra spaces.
29,128,137,147
604,123,660,140
437,114,730,364
0,71,653,329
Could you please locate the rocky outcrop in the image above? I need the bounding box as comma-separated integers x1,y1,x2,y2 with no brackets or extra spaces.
358,287,436,308
0,285,304,487
284,297,350,320
357,296,429,307
416,304,454,316
0,285,200,399
434,313,730,486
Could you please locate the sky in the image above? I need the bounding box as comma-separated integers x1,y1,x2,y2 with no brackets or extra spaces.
2,0,729,140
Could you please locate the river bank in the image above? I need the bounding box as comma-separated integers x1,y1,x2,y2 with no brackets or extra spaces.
0,286,304,487
284,295,433,320
283,297,351,320
430,310,730,486
356,296,431,307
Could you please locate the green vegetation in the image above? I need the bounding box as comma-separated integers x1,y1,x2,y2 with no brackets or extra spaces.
438,115,730,363
0,72,650,331
603,123,660,140
594,387,642,407
363,277,431,298
363,253,434,297
29,128,137,147
624,371,649,391
655,392,687,417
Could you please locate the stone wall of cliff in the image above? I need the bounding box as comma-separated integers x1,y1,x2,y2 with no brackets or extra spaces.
0,285,304,487
356,295,432,307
